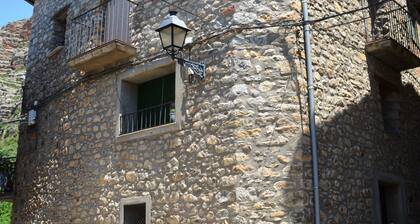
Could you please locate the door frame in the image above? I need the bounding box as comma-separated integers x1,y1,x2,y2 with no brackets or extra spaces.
372,173,408,224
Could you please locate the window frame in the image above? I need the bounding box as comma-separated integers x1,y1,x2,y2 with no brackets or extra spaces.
119,196,151,224
375,75,401,135
47,5,70,60
116,58,184,142
49,6,69,56
372,173,408,224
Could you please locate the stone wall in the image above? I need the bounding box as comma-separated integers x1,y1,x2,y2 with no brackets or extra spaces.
15,0,420,224
309,0,420,222
0,19,31,138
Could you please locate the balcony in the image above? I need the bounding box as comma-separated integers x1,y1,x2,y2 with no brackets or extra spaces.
68,0,136,73
365,0,420,71
0,157,15,201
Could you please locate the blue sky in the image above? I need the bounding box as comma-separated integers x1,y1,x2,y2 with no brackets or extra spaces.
0,1,33,27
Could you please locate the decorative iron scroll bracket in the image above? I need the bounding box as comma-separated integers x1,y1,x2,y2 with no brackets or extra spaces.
175,57,206,80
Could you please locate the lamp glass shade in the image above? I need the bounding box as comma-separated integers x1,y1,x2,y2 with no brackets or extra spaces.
156,11,191,55
173,26,188,48
159,26,172,49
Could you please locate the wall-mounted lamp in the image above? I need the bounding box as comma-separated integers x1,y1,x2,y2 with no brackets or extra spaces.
156,11,206,80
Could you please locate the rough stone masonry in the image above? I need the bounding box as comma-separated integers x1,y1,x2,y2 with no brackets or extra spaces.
14,0,420,223
0,19,31,137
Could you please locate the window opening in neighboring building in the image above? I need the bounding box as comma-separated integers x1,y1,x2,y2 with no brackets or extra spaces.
377,77,400,134
51,7,68,50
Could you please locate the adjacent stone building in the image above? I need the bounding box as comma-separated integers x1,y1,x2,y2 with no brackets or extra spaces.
11,0,420,223
0,19,31,136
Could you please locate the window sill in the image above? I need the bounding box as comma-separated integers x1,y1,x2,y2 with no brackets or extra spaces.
47,46,64,59
116,122,181,143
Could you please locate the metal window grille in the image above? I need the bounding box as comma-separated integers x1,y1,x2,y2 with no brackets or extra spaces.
120,101,176,134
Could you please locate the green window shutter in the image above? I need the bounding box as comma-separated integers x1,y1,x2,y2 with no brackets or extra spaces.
137,77,164,110
137,73,175,110
163,73,175,103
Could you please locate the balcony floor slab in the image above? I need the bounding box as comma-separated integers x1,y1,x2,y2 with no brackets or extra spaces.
68,40,136,73
366,38,420,71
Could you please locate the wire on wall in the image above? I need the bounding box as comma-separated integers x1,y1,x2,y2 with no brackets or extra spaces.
27,0,409,112
0,119,26,125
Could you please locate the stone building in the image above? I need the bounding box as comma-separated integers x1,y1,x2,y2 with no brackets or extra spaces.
0,19,31,136
8,0,420,223
0,19,31,201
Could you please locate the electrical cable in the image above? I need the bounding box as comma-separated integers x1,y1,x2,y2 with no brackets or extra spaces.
25,0,416,112
26,24,298,111
20,23,342,111
160,0,201,18
128,0,202,20
32,51,167,111
186,20,300,50
0,119,26,125
312,4,407,32
307,0,394,25
154,0,395,27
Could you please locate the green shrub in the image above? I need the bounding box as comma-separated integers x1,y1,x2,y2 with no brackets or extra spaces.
0,202,12,224
0,131,17,223
0,137,17,158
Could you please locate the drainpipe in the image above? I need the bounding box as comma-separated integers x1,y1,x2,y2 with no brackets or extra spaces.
301,0,321,223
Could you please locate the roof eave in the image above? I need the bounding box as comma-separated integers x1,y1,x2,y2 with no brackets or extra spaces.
25,0,34,5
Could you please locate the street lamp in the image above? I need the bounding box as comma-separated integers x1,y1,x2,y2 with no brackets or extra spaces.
156,11,206,80
156,11,190,58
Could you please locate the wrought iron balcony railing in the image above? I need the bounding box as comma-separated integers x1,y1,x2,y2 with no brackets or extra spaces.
120,102,176,135
68,0,134,60
365,0,420,70
0,157,16,198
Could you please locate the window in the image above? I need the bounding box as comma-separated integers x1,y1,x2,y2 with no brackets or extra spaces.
118,59,183,139
120,74,175,134
51,7,68,50
377,78,400,134
124,203,146,224
120,196,151,224
377,181,404,224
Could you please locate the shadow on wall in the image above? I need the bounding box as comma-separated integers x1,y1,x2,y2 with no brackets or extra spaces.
289,56,420,223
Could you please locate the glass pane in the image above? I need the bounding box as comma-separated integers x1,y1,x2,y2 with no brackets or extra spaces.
160,26,172,49
173,26,187,48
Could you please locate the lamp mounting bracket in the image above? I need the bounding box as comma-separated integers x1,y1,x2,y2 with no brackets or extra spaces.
175,57,206,80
